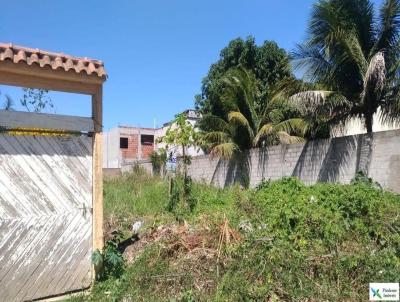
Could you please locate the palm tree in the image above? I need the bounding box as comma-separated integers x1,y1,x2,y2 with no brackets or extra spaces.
290,0,400,133
199,68,307,159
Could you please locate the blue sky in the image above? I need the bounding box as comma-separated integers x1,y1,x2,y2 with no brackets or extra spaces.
1,0,383,130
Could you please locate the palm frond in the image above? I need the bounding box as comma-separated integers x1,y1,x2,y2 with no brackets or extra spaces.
274,118,309,136
289,90,333,111
199,115,229,132
374,0,400,53
210,142,240,159
201,131,230,144
271,77,321,101
276,131,305,144
290,90,352,116
309,0,374,53
253,123,274,147
291,44,334,83
221,68,259,130
363,51,386,98
228,111,250,127
339,30,368,75
339,0,375,54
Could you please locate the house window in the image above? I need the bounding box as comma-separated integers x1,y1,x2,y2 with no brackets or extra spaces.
141,135,154,145
120,137,128,149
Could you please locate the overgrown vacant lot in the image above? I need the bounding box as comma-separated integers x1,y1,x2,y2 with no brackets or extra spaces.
70,170,400,302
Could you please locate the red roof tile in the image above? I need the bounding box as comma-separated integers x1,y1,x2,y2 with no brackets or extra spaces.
0,43,107,79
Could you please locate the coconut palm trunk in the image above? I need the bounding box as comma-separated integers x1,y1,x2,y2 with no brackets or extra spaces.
365,112,373,133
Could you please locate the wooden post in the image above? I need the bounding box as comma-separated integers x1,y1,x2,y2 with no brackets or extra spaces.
168,176,172,196
92,86,104,254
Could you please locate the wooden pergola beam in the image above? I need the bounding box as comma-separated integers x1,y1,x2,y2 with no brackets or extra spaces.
0,61,102,95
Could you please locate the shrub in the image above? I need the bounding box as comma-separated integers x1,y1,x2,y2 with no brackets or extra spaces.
167,176,198,221
150,149,167,176
92,230,126,281
216,177,400,301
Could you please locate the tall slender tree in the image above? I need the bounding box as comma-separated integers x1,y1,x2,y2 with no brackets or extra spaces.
290,0,400,133
158,114,198,178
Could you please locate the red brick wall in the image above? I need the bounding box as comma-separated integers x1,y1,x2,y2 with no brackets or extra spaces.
120,134,154,160
141,144,154,159
120,134,138,160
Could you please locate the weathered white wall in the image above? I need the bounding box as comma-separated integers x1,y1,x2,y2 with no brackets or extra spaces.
185,130,400,193
103,127,121,168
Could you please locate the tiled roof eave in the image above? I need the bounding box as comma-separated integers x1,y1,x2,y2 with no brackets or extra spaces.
0,43,107,80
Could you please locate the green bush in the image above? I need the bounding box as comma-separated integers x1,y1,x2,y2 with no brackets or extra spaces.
92,230,125,281
216,177,400,301
167,176,197,217
150,149,167,176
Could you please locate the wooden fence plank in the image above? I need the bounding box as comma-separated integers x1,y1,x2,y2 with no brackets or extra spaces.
0,134,93,301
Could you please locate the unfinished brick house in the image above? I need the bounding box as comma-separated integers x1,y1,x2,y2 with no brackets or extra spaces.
103,126,156,168
103,109,203,169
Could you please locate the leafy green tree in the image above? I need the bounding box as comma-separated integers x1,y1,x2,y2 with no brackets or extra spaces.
199,68,307,159
158,113,198,177
150,148,167,176
196,36,292,116
290,0,400,133
158,114,199,215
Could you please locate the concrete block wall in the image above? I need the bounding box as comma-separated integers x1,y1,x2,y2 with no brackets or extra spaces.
121,159,153,175
186,130,400,193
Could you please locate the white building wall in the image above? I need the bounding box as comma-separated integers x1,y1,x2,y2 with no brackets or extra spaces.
103,127,121,168
332,108,399,137
154,117,204,159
